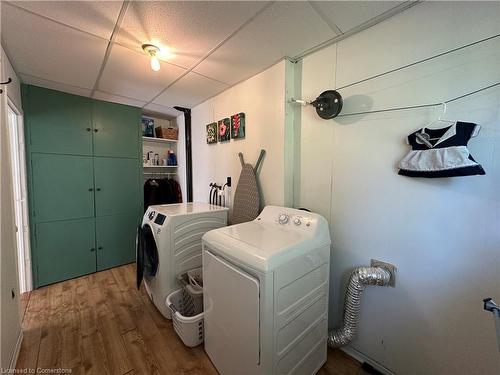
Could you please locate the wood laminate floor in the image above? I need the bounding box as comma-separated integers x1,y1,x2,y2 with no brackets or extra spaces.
16,264,366,375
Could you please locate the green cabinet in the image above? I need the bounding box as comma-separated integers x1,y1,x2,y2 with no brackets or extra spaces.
31,153,95,222
24,86,93,155
23,85,142,288
92,100,141,158
96,214,138,271
94,157,141,216
35,218,96,286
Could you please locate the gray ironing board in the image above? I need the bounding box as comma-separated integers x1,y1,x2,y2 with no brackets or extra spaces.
232,150,266,224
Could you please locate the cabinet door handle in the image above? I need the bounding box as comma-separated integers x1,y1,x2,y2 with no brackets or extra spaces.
90,248,95,252
86,128,91,132
94,129,99,133
88,188,94,191
96,188,101,191
98,246,103,250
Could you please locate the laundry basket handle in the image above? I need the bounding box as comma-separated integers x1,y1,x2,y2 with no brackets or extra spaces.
188,274,202,289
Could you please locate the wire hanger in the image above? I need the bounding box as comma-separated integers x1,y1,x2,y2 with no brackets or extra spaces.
438,102,454,122
415,102,457,147
423,102,455,134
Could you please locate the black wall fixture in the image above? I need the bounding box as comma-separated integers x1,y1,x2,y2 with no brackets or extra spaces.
0,77,12,94
174,106,193,202
291,90,343,119
311,90,343,119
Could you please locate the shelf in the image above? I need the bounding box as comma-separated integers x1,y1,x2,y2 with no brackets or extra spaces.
143,165,178,168
142,136,178,143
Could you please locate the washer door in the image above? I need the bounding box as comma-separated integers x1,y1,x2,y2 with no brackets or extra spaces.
136,223,159,289
204,250,260,374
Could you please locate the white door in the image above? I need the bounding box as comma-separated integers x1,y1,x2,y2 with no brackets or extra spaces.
7,104,31,292
203,250,260,374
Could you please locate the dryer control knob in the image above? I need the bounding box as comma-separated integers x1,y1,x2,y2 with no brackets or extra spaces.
278,213,289,224
294,218,301,226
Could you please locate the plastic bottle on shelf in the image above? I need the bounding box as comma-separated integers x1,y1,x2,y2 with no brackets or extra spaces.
167,150,177,166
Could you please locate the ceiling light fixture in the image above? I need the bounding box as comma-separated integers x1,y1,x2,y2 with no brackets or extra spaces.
142,43,161,72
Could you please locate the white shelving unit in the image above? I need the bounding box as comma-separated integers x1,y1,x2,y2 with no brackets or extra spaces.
143,165,178,169
141,114,186,203
142,136,178,144
142,116,179,176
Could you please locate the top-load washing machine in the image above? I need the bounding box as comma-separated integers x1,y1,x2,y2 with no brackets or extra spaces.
137,202,228,318
202,206,331,375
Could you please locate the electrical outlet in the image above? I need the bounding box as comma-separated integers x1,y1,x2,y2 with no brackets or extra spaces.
371,259,397,287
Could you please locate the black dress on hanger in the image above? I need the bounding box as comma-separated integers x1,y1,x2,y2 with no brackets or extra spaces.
398,121,485,177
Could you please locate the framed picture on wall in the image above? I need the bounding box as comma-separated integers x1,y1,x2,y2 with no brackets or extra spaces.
231,113,245,139
206,123,218,144
142,116,155,137
218,118,231,142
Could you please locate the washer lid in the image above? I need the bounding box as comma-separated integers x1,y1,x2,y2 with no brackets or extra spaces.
203,206,331,272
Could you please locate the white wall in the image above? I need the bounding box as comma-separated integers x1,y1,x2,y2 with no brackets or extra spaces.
189,61,286,219
0,46,22,369
299,2,500,374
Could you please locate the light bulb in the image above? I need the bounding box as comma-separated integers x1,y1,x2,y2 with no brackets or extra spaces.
142,43,162,72
150,55,160,72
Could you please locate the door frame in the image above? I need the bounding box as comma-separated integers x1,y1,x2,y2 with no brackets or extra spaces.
7,98,32,292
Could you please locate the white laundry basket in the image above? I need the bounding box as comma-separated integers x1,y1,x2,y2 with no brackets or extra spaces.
166,289,204,347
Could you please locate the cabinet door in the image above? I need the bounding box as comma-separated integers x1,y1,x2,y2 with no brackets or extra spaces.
94,157,140,216
96,213,139,271
92,100,141,158
31,153,95,222
35,218,96,287
23,85,93,155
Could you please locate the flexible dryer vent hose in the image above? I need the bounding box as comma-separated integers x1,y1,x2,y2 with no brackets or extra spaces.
328,266,391,348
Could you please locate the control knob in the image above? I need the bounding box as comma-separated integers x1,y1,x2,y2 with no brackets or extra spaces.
278,213,289,224
293,217,301,226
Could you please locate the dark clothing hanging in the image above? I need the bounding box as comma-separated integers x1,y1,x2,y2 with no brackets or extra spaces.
171,179,183,203
158,179,175,204
398,121,485,178
144,179,160,209
144,178,183,211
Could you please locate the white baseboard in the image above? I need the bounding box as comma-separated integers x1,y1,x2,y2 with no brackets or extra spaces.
340,345,396,375
9,330,23,370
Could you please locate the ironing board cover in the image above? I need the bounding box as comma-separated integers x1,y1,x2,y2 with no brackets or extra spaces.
232,151,265,224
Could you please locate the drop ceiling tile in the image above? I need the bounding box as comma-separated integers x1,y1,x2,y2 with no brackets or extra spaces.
153,73,228,109
2,3,108,89
194,1,336,85
117,1,268,69
93,91,146,108
143,103,182,118
8,0,122,39
310,1,402,33
98,44,187,102
20,74,92,97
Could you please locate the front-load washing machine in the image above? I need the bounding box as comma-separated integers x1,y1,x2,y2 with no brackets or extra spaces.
137,202,228,318
202,206,331,375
